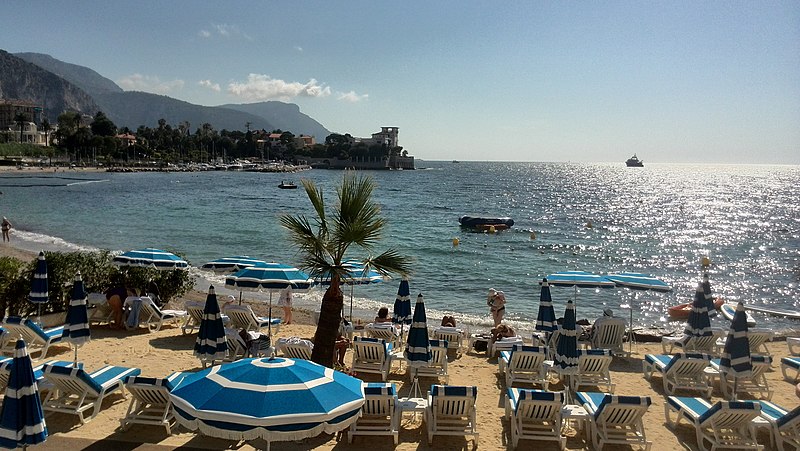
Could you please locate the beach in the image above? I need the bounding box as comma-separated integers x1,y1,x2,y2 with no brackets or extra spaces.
2,244,798,450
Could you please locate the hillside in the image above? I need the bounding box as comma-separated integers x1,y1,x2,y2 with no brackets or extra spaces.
221,101,330,139
0,50,100,121
15,52,123,96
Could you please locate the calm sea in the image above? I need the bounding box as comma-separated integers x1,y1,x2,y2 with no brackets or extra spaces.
1,162,798,334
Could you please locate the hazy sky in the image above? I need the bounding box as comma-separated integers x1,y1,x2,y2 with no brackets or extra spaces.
3,1,798,163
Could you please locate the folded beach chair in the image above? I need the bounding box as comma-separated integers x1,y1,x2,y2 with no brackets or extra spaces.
0,316,65,359
498,345,549,389
590,318,628,357
665,396,762,451
788,337,800,356
0,359,80,394
223,328,247,362
433,327,465,355
575,391,652,451
571,349,615,393
180,300,210,335
505,388,565,450
410,340,449,383
782,357,800,382
223,304,281,335
711,355,773,401
425,385,479,445
661,329,723,355
135,297,187,333
278,339,313,360
365,323,401,349
351,336,393,381
754,401,800,451
42,363,141,424
119,372,188,434
642,352,713,398
348,382,399,444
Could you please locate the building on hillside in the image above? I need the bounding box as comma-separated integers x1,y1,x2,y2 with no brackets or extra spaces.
115,133,137,147
310,126,414,170
0,99,43,130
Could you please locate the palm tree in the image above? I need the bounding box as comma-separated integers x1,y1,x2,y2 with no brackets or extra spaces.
281,173,412,367
14,113,28,143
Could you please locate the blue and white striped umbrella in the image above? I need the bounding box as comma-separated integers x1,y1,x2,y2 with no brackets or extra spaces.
113,248,189,270
719,301,752,400
606,272,672,292
684,281,713,338
535,278,557,334
555,299,579,375
315,260,385,286
546,271,616,289
392,277,412,326
225,263,314,292
62,272,90,364
169,357,364,445
29,250,49,304
201,256,266,273
194,286,228,365
405,294,431,368
0,340,48,448
701,272,718,319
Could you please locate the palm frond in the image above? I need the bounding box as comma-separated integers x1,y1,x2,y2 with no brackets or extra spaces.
301,178,328,236
365,249,414,278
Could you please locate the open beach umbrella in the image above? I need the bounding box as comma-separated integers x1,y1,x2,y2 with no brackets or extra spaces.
29,250,49,325
169,357,364,450
194,285,228,366
683,282,713,340
225,262,313,334
61,272,90,365
317,260,385,321
535,278,557,335
0,340,48,448
701,272,718,319
606,272,672,352
113,248,189,270
555,299,579,376
392,277,412,336
201,256,266,273
718,301,752,400
546,270,615,307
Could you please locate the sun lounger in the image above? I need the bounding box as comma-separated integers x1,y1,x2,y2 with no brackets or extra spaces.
575,391,652,450
788,337,800,356
665,396,762,451
590,318,628,357
432,327,465,355
425,385,479,445
223,328,247,361
87,292,114,326
352,336,393,381
277,338,313,360
498,345,549,389
42,363,141,424
490,336,525,358
505,388,565,449
571,349,615,393
181,300,230,335
715,329,774,358
0,359,80,394
661,328,723,355
223,305,281,334
119,375,181,434
0,316,65,359
364,323,401,349
125,296,187,333
782,357,800,382
710,355,773,401
753,401,800,451
348,382,399,444
642,352,713,398
410,340,448,383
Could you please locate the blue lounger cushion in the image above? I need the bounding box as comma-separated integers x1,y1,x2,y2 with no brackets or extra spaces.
576,391,651,421
500,346,545,365
645,353,711,373
507,388,563,413
758,401,800,428
364,382,397,396
578,348,613,357
782,357,800,370
44,364,141,394
354,336,392,354
428,339,448,348
430,385,477,398
3,316,64,343
667,396,759,425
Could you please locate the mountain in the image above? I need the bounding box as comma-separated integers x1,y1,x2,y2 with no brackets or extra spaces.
15,52,123,96
221,101,330,139
0,50,100,121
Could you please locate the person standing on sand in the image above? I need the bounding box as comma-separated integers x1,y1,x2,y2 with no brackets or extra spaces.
487,288,507,326
278,286,293,324
1,217,11,242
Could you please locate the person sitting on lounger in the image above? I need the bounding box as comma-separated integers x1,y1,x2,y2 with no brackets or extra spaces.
441,315,457,327
375,306,392,323
105,285,137,330
491,323,515,342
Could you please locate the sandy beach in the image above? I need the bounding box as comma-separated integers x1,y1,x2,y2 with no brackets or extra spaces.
1,244,798,450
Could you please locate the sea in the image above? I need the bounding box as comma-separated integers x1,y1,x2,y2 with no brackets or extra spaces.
1,161,798,335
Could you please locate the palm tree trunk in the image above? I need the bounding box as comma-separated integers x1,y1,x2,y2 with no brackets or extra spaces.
310,277,343,367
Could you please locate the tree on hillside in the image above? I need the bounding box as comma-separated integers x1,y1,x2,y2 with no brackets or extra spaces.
90,111,117,137
41,119,52,146
280,174,412,367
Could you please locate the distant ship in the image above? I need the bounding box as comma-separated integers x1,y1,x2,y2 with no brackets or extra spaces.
625,154,644,167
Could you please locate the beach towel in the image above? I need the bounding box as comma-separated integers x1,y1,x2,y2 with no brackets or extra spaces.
126,298,142,329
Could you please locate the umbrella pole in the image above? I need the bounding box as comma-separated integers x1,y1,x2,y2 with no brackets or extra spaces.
238,291,243,305
268,292,273,337
349,284,354,322
73,345,78,365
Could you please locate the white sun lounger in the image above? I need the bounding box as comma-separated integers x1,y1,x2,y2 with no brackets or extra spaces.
348,382,399,444
505,388,565,449
576,391,652,450
665,396,762,451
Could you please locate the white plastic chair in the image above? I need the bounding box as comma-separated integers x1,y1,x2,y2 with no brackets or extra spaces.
432,327,465,355
279,340,313,360
781,357,800,382
125,297,187,333
119,375,177,434
0,317,65,360
662,330,722,355
642,352,713,398
788,337,800,356
665,396,762,451
181,301,205,335
351,337,393,381
754,401,800,451
364,323,401,349
711,355,773,401
223,304,281,335
571,349,615,393
223,328,247,362
348,382,399,444
590,318,627,357
576,391,652,451
498,345,549,389
425,385,479,445
505,388,565,449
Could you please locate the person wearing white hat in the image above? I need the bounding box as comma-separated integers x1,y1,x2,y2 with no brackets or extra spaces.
487,288,507,326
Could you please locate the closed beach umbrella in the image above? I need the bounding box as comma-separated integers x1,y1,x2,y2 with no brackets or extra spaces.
718,301,752,400
194,285,228,366
169,357,364,449
62,272,91,364
201,256,266,273
535,278,557,335
701,272,718,319
29,250,49,323
405,294,431,368
392,277,412,334
555,299,579,376
113,248,189,270
684,282,713,339
0,340,48,448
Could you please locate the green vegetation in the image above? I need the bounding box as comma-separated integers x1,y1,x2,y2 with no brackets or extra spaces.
0,251,194,318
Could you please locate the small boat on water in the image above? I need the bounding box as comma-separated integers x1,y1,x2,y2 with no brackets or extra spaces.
667,298,724,320
278,181,298,189
626,154,644,167
458,216,514,231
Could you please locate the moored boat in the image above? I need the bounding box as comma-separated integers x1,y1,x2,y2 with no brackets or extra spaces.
626,154,644,167
458,215,514,230
278,181,298,189
667,298,724,320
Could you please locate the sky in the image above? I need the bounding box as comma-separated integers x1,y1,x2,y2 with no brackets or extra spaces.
2,1,799,164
